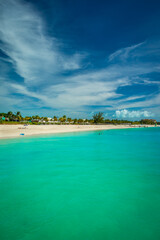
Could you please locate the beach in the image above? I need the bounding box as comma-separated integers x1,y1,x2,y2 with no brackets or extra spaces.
0,124,156,139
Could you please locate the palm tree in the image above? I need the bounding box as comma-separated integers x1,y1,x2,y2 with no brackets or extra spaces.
59,117,64,123
53,116,57,121
63,115,66,122
7,111,13,117
7,111,13,121
16,111,22,121
67,118,72,124
16,111,21,116
73,118,78,124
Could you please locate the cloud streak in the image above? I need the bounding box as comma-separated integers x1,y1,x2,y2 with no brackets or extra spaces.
108,42,145,62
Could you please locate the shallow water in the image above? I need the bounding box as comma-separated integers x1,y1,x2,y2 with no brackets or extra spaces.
0,128,160,240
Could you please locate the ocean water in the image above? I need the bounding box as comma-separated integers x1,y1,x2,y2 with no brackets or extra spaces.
0,128,160,240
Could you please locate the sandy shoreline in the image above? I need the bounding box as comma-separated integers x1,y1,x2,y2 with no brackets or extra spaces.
0,124,156,139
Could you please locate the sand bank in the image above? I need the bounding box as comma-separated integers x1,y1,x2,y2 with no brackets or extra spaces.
0,124,156,139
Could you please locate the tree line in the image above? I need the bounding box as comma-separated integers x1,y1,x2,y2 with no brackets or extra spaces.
0,111,158,125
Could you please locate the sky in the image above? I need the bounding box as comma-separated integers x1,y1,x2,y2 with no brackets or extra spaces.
0,0,160,120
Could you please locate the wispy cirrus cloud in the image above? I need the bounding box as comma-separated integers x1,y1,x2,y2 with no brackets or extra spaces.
0,0,85,86
117,93,160,109
108,42,145,62
108,40,160,64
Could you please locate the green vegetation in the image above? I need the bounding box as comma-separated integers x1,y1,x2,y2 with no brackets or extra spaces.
93,112,104,123
0,111,158,125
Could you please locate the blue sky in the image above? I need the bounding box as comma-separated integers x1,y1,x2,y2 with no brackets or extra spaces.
0,0,160,120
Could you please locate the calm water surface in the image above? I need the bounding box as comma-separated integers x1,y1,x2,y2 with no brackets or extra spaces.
0,128,160,240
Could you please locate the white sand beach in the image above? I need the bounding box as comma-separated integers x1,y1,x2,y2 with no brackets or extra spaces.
0,124,156,139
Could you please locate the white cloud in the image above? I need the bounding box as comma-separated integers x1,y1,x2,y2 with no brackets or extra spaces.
115,109,154,119
108,42,144,62
0,0,84,86
9,77,124,110
118,92,160,109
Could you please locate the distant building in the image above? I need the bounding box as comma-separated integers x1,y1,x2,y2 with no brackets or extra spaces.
47,117,52,121
31,119,40,123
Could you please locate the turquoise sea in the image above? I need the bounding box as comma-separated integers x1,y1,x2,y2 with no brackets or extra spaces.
0,128,160,240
